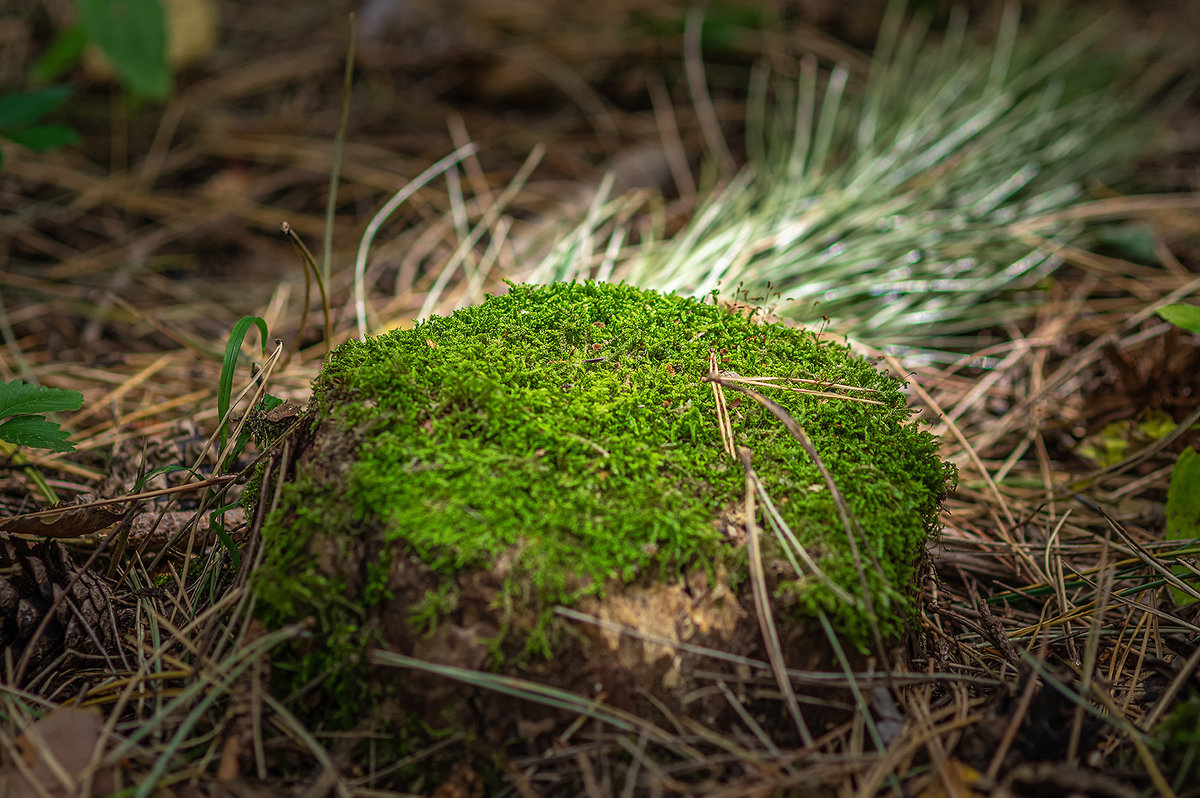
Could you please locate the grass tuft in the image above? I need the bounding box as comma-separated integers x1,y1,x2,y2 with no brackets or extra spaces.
532,4,1169,358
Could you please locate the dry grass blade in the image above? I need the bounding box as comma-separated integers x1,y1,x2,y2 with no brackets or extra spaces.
261,693,350,798
708,350,736,460
714,373,885,405
703,355,862,609
882,351,1020,529
983,657,1041,782
281,222,333,358
1084,499,1200,604
367,649,698,758
416,143,546,321
753,477,856,606
705,372,888,657
1023,650,1177,798
736,445,815,748
704,374,861,541
353,143,478,338
714,679,781,757
812,614,899,798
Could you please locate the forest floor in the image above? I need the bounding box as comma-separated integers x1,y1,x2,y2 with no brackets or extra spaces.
2,0,1200,795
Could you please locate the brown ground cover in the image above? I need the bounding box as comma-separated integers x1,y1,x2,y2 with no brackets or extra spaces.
2,0,1200,795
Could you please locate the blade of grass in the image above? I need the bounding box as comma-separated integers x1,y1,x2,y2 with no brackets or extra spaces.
354,143,477,339
323,13,356,289
217,315,268,455
281,222,332,358
538,2,1173,358
368,649,700,758
737,445,815,747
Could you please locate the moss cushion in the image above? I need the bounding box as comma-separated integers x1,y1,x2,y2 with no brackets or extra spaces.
253,281,951,728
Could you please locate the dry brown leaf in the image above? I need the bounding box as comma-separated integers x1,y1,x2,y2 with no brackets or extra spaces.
0,498,124,538
261,400,303,425
1,708,116,798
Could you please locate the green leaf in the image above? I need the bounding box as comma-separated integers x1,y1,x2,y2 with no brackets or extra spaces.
260,394,285,414
1075,420,1132,467
0,380,84,417
218,316,269,458
1,125,80,152
700,4,769,52
0,415,76,452
0,380,82,452
1157,304,1200,335
31,25,89,83
1092,223,1158,265
77,0,171,100
1166,447,1200,605
1138,410,1177,441
1167,448,1200,542
0,86,72,129
209,503,242,571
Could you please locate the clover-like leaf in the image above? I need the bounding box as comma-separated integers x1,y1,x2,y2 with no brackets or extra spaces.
2,124,80,152
77,0,170,100
0,380,83,452
0,86,72,130
0,415,76,453
0,380,84,417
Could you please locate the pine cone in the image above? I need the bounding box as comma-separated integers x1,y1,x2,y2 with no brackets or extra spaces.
0,538,119,681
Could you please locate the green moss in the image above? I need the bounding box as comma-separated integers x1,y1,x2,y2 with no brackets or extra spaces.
255,281,951,712
239,395,289,514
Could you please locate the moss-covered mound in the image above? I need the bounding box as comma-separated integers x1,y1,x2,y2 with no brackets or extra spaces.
254,281,951,734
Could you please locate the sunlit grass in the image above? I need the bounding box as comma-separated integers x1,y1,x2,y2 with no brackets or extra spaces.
531,4,1168,359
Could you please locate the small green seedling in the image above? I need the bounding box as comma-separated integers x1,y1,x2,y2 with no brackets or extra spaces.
28,0,171,102
0,86,80,171
217,314,268,462
1166,448,1200,606
1157,303,1200,335
75,0,171,100
1156,305,1200,605
0,380,83,453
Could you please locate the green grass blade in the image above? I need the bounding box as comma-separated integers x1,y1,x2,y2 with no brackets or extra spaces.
218,316,268,454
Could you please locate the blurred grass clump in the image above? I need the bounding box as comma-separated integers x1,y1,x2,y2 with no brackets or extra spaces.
532,4,1173,358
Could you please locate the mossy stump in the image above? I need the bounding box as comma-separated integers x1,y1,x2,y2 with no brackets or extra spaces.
253,281,951,752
